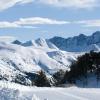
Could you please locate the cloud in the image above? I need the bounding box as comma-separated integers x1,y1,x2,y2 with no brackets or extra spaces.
0,0,99,11
0,17,68,28
0,21,36,28
0,36,16,42
35,0,99,9
75,19,100,27
1,17,100,29
14,17,69,25
0,22,20,28
19,0,33,4
0,0,33,11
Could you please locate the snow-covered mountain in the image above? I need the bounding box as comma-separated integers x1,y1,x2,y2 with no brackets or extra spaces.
50,31,100,52
22,38,59,50
12,40,22,45
1,31,99,85
0,39,78,84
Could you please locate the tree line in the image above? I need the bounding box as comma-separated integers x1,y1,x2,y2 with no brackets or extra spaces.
63,51,100,86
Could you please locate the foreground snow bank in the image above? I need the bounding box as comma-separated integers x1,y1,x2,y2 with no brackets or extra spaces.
0,81,100,100
0,88,41,100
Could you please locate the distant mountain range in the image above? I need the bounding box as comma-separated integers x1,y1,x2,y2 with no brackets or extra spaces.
49,31,100,52
0,31,99,85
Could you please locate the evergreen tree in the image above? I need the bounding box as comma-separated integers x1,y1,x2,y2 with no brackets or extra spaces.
53,69,65,85
35,70,51,87
63,51,100,86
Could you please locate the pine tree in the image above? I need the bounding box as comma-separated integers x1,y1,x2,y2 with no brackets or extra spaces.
53,69,65,85
35,70,51,87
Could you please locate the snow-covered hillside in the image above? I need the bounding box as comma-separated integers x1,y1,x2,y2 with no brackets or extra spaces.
0,35,100,100
0,39,78,83
22,38,59,50
0,81,100,100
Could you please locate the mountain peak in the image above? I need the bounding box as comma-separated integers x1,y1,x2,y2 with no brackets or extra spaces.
35,38,48,47
12,40,22,45
22,40,37,47
50,31,100,52
36,38,46,43
78,33,86,38
92,31,100,37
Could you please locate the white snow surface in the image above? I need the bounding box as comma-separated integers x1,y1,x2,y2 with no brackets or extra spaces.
0,41,79,81
22,38,59,50
0,81,100,100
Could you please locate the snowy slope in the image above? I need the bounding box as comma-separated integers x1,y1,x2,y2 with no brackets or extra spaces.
22,38,59,50
0,81,100,100
0,40,78,82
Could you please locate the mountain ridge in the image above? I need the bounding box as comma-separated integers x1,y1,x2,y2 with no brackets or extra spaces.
49,31,100,52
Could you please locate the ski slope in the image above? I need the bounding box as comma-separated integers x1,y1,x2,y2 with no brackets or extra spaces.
0,81,100,100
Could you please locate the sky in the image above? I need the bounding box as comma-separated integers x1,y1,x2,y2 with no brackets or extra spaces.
0,0,100,41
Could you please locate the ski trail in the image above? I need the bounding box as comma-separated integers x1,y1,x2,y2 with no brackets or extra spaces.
56,90,90,100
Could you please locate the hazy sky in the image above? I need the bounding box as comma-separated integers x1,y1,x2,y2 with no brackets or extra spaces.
0,0,100,41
